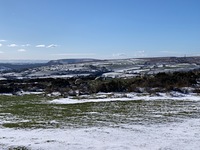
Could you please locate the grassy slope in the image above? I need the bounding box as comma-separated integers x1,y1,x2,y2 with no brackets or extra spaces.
1,94,200,129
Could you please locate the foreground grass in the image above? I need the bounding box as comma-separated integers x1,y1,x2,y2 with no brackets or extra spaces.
0,94,200,129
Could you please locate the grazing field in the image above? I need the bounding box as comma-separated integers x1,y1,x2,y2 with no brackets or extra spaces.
1,94,200,149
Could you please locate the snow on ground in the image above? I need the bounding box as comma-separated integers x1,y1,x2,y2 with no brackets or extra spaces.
50,93,200,104
1,93,200,149
1,119,200,150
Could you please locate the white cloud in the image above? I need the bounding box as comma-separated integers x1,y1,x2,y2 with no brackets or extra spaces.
17,49,26,52
0,40,6,42
47,44,58,48
36,44,58,48
0,51,4,54
36,44,46,48
0,44,2,47
8,44,18,47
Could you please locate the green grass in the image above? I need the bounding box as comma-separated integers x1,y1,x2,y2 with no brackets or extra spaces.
1,94,200,129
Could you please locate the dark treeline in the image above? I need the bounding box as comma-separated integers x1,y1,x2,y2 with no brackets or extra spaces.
90,71,200,94
1,70,200,96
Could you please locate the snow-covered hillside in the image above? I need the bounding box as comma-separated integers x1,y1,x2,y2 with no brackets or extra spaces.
1,57,200,80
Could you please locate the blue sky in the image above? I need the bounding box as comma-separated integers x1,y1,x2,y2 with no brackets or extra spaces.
0,0,200,60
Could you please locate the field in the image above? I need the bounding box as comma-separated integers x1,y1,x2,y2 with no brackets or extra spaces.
0,94,200,149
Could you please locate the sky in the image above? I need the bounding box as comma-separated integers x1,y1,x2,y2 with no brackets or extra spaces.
0,0,200,60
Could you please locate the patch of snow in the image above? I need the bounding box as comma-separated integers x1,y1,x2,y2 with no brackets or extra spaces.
102,72,123,78
49,92,61,96
0,77,7,80
0,93,13,96
21,91,44,95
50,97,132,104
169,91,188,97
49,93,200,105
1,119,200,150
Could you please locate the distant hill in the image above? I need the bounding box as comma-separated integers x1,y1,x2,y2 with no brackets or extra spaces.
0,63,47,72
0,60,49,72
0,59,101,72
1,56,200,73
47,58,100,65
141,56,200,65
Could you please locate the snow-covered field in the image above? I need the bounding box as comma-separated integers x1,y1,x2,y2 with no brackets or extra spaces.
1,119,200,150
1,94,200,150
